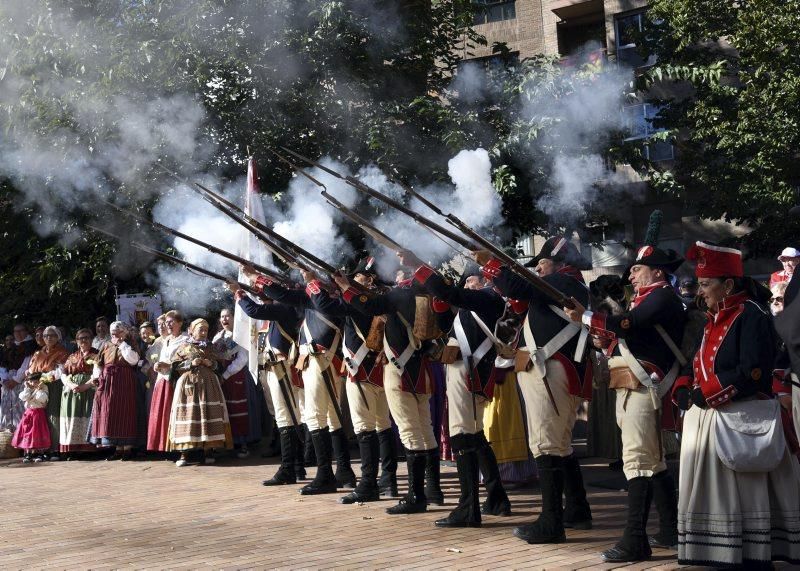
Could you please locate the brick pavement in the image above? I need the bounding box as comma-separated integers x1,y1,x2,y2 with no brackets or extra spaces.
0,451,789,570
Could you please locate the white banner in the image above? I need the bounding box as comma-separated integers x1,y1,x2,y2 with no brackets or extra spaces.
116,293,163,328
233,158,272,382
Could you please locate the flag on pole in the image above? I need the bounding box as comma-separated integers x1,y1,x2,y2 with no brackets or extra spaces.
232,158,271,383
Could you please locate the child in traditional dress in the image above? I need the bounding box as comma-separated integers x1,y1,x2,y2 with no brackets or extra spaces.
12,374,51,462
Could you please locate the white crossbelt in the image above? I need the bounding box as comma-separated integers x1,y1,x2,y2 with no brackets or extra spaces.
385,311,420,372
299,311,341,358
343,320,371,377
262,322,297,361
452,311,494,368
617,325,684,404
522,306,585,379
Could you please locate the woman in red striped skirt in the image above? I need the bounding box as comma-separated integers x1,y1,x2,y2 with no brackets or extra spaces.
89,321,140,460
147,310,189,452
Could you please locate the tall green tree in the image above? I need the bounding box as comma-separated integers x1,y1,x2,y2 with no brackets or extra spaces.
0,0,487,330
639,0,800,255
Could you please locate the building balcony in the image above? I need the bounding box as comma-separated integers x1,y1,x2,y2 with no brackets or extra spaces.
549,0,603,22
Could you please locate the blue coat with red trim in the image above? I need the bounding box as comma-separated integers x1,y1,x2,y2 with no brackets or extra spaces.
236,296,302,357
482,259,592,398
414,264,505,395
255,277,343,353
343,284,430,393
584,283,686,377
673,292,775,408
307,286,383,386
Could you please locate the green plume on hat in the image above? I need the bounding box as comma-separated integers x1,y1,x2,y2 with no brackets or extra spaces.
643,210,663,247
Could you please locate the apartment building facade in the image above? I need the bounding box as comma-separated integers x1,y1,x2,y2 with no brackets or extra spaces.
462,1,776,278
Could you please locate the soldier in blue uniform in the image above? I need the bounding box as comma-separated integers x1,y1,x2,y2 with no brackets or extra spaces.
565,245,685,562
333,265,444,515
226,283,306,486
474,236,593,544
240,265,357,495
399,252,511,528
303,256,399,504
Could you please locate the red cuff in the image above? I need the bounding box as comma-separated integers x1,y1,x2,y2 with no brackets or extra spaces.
671,375,692,406
413,265,436,284
509,299,528,314
305,279,322,296
705,384,738,408
587,313,615,341
772,370,789,395
431,297,450,313
342,287,360,304
254,275,272,293
481,257,503,280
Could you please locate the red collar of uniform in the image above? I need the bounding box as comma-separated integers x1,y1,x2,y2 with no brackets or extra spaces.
632,280,669,307
719,291,750,312
556,265,585,284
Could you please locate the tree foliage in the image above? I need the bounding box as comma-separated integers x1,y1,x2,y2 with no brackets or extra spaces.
0,0,488,331
640,0,800,255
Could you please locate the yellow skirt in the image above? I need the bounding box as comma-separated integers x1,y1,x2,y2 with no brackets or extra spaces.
483,372,528,463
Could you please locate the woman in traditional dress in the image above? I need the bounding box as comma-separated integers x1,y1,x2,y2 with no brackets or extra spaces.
57,328,98,457
672,242,800,568
147,310,188,452
88,321,139,460
26,326,69,461
168,318,232,466
212,308,251,459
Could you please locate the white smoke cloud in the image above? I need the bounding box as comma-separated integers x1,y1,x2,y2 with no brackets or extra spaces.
518,55,635,224
271,157,359,268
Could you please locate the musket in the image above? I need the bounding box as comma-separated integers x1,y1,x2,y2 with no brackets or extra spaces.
267,148,408,254
278,147,481,251
87,225,260,295
278,150,575,310
397,181,576,309
102,200,294,288
154,163,339,279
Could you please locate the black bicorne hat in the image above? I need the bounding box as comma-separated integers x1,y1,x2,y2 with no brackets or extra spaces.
623,245,684,282
344,251,379,279
525,236,592,271
457,262,484,288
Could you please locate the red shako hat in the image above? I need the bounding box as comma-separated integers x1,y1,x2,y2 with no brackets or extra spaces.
686,241,743,278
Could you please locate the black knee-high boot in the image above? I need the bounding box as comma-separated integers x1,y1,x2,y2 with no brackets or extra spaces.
299,428,338,495
563,453,592,529
649,470,678,549
302,423,316,467
601,476,653,562
339,430,380,504
331,428,357,488
294,426,307,480
424,447,444,505
377,428,399,498
386,449,427,514
435,434,481,528
263,426,298,486
475,431,511,516
513,455,566,544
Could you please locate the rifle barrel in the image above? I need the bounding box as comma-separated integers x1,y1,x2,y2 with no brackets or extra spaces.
275,152,576,308
277,148,480,250
103,200,292,287
87,225,259,295
321,191,406,252
156,163,340,276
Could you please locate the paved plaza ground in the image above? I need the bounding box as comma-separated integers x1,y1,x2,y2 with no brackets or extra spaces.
0,448,788,570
